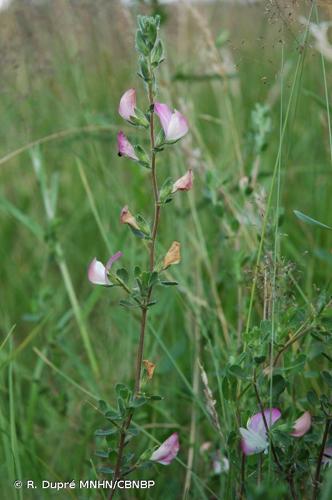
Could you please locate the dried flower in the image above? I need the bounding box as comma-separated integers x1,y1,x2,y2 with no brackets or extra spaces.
143,359,156,380
172,169,193,193
163,241,181,269
119,88,136,121
239,408,281,456
120,205,140,231
290,411,311,437
154,102,188,142
88,252,122,286
117,131,138,161
150,432,179,465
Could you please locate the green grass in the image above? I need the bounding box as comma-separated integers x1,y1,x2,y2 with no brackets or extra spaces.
1,1,332,498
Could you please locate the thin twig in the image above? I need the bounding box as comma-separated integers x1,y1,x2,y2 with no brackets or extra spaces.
312,419,330,500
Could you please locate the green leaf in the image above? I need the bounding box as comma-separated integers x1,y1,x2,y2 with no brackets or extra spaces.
136,214,151,238
0,195,44,241
159,178,173,204
148,271,159,287
160,281,178,286
95,450,109,458
97,466,114,475
228,365,246,379
293,210,332,230
119,299,139,309
138,56,150,81
98,400,108,413
95,428,118,437
129,396,147,408
135,31,150,56
271,374,286,400
222,375,237,401
105,410,122,421
116,268,129,285
151,40,164,67
322,371,332,388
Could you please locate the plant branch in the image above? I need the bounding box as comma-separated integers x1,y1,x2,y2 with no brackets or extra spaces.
110,70,161,496
312,418,330,500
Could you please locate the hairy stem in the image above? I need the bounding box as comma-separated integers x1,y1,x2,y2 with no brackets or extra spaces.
110,76,160,496
312,418,330,500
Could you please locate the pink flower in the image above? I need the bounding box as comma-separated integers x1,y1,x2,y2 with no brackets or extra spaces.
172,169,193,193
150,432,179,465
87,252,122,286
239,408,281,456
290,411,311,437
322,447,332,467
154,102,188,142
118,88,136,121
117,131,138,161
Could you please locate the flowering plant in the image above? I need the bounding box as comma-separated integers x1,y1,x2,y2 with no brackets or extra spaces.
88,15,191,491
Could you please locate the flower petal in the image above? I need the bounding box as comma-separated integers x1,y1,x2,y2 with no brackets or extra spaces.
172,169,193,193
117,131,138,161
150,432,179,465
248,408,281,435
118,88,136,121
88,258,109,286
291,411,311,437
240,428,268,456
166,109,188,142
154,102,173,135
106,251,123,270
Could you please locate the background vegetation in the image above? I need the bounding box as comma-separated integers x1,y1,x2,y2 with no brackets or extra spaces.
1,0,332,498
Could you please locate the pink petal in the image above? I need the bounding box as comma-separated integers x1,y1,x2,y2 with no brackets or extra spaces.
248,408,281,434
88,258,110,286
166,109,188,142
154,102,173,135
172,169,193,193
291,411,311,437
150,432,179,465
106,251,123,270
118,88,136,121
239,427,268,456
117,131,138,161
322,447,332,467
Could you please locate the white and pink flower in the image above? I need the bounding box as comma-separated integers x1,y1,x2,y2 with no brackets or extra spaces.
239,408,281,456
88,252,122,286
150,432,179,465
154,102,188,142
117,131,138,161
118,88,136,122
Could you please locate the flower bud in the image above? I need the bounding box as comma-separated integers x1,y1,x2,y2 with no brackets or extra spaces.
290,411,311,437
172,169,193,193
120,206,140,231
117,132,138,161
